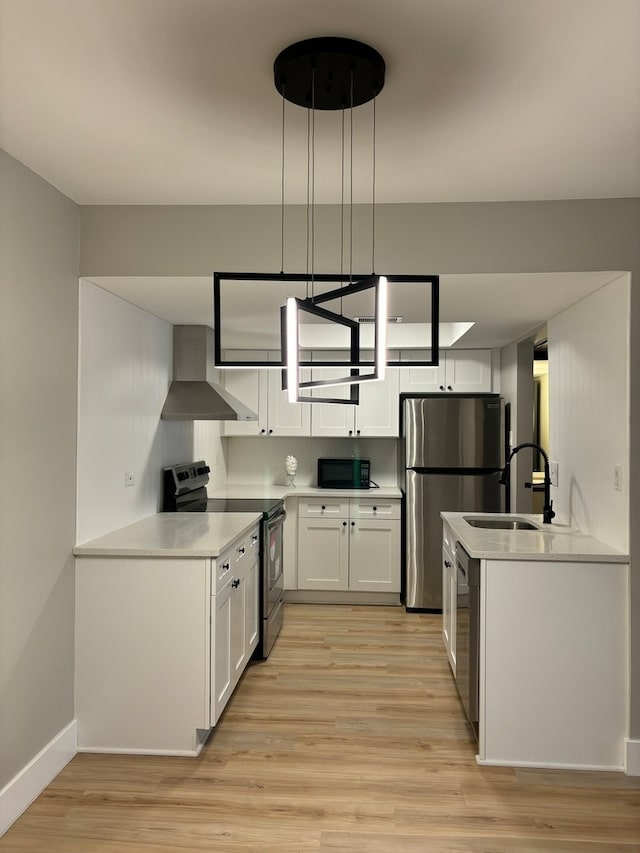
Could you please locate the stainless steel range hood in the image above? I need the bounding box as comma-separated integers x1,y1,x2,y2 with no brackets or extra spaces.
161,325,257,421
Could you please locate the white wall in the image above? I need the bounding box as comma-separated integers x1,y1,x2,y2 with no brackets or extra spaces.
226,436,398,487
76,280,194,542
0,150,78,791
193,420,227,490
549,273,630,551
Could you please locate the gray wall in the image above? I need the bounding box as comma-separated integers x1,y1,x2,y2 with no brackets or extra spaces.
79,198,640,739
0,150,79,786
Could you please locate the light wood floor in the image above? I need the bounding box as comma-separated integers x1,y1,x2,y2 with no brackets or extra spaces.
3,604,640,852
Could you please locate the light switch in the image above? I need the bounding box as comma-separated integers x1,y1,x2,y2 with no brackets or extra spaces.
125,471,135,487
614,464,622,491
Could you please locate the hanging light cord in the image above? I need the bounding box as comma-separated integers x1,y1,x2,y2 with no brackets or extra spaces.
305,104,310,298
349,69,354,285
311,66,316,299
372,92,377,275
280,88,285,274
340,106,345,315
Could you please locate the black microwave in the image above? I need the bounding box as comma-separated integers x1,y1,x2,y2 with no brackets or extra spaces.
317,458,371,489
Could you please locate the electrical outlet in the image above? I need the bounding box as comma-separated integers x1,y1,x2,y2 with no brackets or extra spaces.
125,471,135,487
549,461,559,487
614,464,622,492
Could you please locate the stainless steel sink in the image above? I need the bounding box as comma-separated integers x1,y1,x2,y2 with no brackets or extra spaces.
463,516,538,530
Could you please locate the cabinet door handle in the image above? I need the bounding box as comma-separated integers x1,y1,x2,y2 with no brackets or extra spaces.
342,521,347,527
447,385,453,391
439,385,445,391
356,429,361,436
351,521,355,527
268,429,273,434
348,430,353,436
251,534,259,543
444,560,452,568
222,562,230,572
231,578,241,588
260,429,266,434
238,547,245,555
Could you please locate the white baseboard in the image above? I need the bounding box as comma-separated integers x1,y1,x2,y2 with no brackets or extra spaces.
476,755,625,772
625,738,640,775
0,719,77,837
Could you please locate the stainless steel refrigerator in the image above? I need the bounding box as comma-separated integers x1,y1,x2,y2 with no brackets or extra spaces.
401,394,504,610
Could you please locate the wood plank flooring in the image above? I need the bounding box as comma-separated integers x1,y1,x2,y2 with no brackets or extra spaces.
3,604,640,851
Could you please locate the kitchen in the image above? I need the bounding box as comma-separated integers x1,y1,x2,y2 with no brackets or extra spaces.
2,1,640,848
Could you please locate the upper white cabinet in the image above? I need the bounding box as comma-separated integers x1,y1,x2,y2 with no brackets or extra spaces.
399,350,493,394
310,368,400,438
222,355,311,437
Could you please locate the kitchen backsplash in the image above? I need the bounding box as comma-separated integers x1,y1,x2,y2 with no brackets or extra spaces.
225,436,399,487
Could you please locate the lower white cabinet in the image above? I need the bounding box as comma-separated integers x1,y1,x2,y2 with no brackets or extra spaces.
441,522,456,674
297,498,401,592
211,530,259,725
75,524,260,756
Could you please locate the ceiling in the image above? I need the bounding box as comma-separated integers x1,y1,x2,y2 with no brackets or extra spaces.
86,271,624,349
2,2,636,349
1,0,639,205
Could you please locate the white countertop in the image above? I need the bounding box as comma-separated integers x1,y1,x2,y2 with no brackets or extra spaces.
74,512,262,558
442,512,628,563
207,483,402,500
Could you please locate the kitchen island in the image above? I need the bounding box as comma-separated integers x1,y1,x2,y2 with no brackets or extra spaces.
441,512,629,773
74,512,262,756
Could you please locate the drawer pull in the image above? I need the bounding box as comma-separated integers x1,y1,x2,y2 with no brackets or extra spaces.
373,506,377,512
444,560,452,569
231,578,240,588
321,505,326,511
251,534,258,543
238,547,245,555
222,562,230,572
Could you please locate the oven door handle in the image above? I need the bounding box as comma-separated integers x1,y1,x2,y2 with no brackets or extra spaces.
266,508,287,530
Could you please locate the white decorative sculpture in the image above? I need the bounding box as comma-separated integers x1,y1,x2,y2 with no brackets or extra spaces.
285,454,298,487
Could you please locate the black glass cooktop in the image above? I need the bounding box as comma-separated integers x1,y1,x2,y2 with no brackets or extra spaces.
206,498,283,517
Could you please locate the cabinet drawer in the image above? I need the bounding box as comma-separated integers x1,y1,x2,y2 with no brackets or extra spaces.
299,499,349,518
214,550,234,592
351,499,401,520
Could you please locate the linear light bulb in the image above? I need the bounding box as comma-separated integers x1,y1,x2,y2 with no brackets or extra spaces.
376,275,388,379
286,297,299,403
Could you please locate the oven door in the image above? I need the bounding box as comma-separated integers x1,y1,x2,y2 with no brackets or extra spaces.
265,508,285,611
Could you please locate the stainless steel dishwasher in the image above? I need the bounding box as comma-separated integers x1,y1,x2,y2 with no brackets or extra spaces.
455,542,480,740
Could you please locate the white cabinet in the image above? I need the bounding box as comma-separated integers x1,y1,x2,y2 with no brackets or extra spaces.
222,362,311,437
297,498,401,592
441,521,456,674
75,523,260,755
399,350,492,394
479,557,628,770
310,368,400,437
76,556,212,755
211,527,260,725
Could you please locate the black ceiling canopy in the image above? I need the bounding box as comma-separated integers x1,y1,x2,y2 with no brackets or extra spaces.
273,37,386,110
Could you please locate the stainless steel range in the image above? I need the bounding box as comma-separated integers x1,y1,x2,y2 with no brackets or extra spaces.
162,461,285,658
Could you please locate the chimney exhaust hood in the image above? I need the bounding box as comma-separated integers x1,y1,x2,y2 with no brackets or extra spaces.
161,325,257,421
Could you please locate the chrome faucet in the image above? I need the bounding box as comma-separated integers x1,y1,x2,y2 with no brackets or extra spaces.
499,442,555,524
